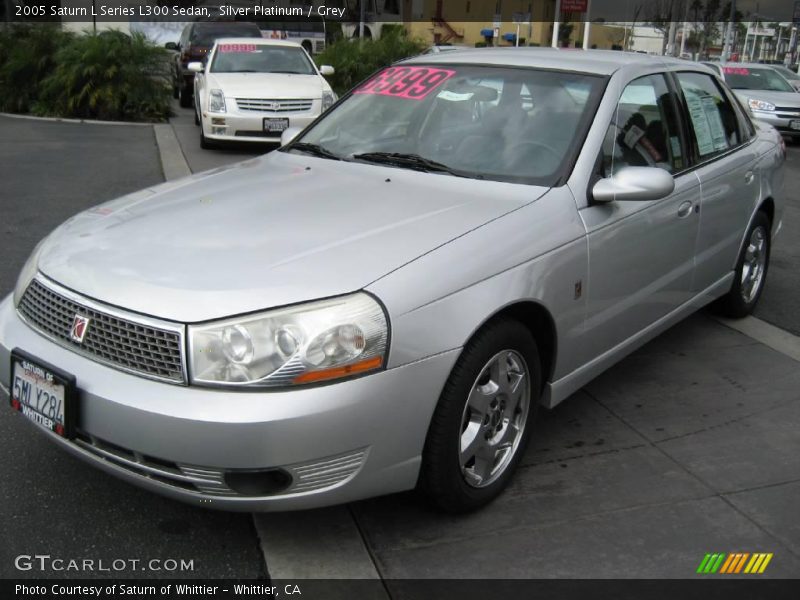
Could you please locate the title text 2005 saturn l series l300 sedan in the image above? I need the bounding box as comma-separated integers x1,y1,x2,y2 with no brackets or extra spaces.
1,49,785,512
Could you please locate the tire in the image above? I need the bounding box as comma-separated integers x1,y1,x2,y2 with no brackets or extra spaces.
711,211,771,318
420,318,541,513
179,84,192,108
200,122,215,150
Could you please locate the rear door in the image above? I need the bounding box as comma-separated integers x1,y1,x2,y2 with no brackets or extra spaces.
671,71,760,292
580,73,700,359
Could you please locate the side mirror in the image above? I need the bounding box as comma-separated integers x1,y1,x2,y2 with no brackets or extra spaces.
187,62,204,73
592,167,675,203
319,65,335,76
165,42,178,51
280,126,303,147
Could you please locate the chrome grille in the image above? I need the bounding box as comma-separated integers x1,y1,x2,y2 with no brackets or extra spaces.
18,279,185,383
235,98,313,112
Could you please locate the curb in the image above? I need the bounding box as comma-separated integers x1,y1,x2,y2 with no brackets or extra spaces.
0,111,154,126
715,315,800,363
254,507,387,588
154,124,192,181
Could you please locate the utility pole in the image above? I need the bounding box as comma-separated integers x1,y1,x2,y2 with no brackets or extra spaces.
667,21,678,56
722,0,736,61
551,0,561,48
583,0,592,49
359,0,365,40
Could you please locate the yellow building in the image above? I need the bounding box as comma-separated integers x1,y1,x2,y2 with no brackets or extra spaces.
402,0,593,48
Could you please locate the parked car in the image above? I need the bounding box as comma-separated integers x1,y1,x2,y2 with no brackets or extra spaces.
190,38,336,148
705,62,800,139
769,65,800,92
173,21,262,108
2,49,784,513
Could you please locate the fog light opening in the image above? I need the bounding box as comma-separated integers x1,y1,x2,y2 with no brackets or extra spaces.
224,469,292,496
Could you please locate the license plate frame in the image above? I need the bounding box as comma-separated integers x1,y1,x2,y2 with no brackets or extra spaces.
263,117,289,133
790,120,800,131
9,349,77,439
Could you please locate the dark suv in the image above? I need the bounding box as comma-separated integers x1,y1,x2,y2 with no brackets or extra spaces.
173,21,262,107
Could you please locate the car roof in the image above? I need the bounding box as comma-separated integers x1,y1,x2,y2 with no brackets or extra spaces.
403,47,694,76
213,37,303,49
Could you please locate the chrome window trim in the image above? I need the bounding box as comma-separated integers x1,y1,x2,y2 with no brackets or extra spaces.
16,273,188,385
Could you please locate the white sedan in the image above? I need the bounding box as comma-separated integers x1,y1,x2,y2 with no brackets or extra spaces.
189,38,336,148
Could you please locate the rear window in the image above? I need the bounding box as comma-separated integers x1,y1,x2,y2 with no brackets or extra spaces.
191,24,262,46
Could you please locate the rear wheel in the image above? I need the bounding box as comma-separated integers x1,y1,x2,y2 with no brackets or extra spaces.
179,84,192,108
712,211,771,318
420,318,540,513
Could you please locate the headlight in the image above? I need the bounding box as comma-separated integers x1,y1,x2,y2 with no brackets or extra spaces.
748,98,775,112
189,293,388,388
208,89,226,113
322,91,336,111
13,239,46,307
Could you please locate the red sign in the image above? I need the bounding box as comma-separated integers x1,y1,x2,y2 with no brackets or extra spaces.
355,66,456,101
561,0,588,12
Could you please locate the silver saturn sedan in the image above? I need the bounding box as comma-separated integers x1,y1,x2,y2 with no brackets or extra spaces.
705,62,800,139
1,49,785,512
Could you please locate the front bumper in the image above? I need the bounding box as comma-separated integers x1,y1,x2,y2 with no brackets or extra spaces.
752,109,800,136
0,294,458,511
202,101,322,144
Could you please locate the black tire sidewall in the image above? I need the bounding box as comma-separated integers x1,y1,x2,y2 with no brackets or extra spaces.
421,318,541,512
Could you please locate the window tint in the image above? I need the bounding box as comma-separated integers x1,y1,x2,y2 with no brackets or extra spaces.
602,74,685,177
676,72,740,159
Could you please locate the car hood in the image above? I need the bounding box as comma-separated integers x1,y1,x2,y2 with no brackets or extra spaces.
37,152,546,322
209,73,327,98
732,89,800,106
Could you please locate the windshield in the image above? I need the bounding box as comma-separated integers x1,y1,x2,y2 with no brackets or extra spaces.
774,66,800,81
289,64,605,185
723,66,794,92
191,26,261,47
211,44,316,74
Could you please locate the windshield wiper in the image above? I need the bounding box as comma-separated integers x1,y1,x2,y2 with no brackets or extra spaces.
351,152,468,177
288,142,341,161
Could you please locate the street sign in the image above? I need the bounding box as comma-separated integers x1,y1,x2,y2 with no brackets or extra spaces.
562,0,588,12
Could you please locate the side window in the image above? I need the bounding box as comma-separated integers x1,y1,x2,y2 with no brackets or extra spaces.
725,87,756,142
602,74,685,177
676,72,741,160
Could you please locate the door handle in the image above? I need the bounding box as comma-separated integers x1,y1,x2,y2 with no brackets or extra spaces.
744,171,755,184
677,201,693,218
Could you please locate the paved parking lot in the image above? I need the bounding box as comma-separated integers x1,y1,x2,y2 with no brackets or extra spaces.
1,107,799,582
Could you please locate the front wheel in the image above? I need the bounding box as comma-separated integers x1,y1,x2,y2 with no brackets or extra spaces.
200,122,215,150
712,211,771,318
420,318,540,513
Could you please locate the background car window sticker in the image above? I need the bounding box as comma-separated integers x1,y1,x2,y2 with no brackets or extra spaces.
723,66,749,76
355,66,456,100
218,44,258,53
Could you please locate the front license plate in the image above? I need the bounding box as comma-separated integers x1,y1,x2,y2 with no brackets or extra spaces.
790,120,800,131
263,118,289,133
9,349,76,438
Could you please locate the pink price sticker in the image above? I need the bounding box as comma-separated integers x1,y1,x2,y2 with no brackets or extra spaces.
355,66,456,100
723,67,750,75
218,44,258,53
